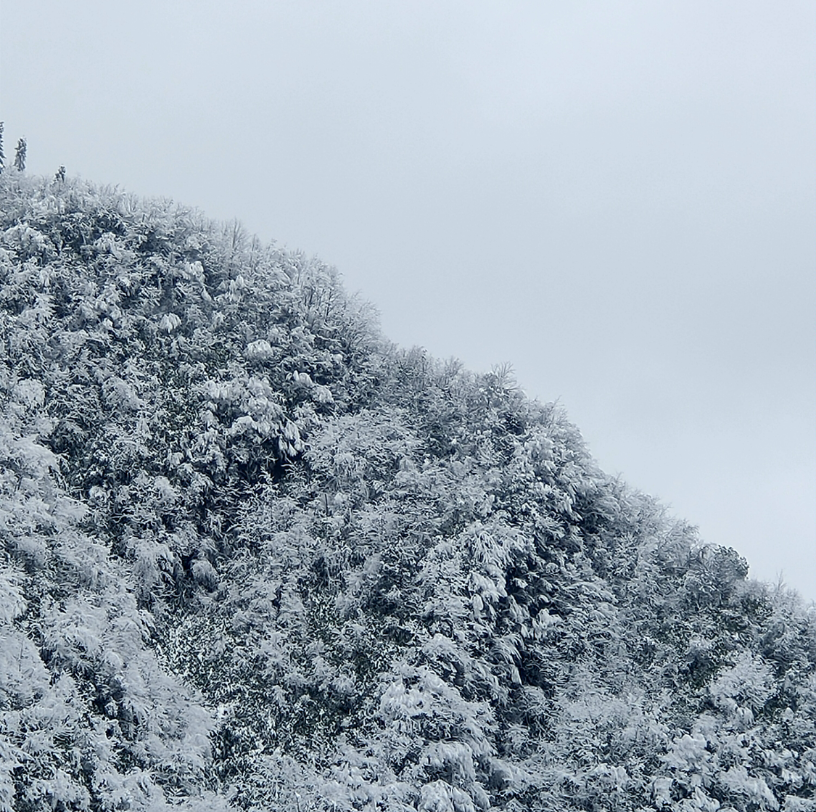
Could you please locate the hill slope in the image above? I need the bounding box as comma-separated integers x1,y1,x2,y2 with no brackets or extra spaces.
0,171,814,812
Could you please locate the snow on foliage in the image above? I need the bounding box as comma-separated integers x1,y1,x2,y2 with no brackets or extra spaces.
0,171,813,811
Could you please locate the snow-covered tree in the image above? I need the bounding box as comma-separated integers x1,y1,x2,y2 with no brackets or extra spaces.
12,138,25,172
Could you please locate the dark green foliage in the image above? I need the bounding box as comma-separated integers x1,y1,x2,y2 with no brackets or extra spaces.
0,171,813,811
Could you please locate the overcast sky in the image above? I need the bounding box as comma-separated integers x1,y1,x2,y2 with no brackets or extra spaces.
2,1,814,601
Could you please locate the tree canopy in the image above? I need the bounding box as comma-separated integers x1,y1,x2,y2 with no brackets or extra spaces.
0,171,813,811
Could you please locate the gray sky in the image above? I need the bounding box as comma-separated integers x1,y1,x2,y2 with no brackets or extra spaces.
2,1,814,601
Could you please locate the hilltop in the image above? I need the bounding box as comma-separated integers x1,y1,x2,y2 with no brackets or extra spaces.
0,171,814,812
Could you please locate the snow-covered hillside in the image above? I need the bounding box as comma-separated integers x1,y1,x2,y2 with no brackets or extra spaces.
0,171,814,811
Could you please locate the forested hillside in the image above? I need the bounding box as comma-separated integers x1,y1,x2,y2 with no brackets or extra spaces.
0,170,814,812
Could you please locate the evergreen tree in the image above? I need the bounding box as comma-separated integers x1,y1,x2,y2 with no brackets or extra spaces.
13,137,26,171
0,122,4,172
